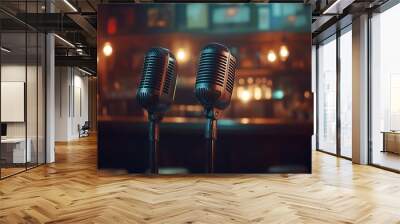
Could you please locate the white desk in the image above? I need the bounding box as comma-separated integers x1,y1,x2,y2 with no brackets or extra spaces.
1,138,31,163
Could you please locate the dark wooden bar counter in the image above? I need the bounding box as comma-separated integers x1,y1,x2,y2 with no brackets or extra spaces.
98,117,312,173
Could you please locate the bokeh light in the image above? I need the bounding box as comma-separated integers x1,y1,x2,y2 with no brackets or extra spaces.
267,50,277,62
226,7,238,17
273,89,285,99
103,42,113,57
240,118,250,124
279,45,289,61
264,87,272,99
176,48,188,62
247,77,254,84
304,91,311,99
239,89,251,103
107,17,117,35
254,87,262,100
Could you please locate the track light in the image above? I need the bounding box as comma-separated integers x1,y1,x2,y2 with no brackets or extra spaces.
78,67,94,76
1,47,11,53
322,0,353,15
63,0,78,12
54,34,75,48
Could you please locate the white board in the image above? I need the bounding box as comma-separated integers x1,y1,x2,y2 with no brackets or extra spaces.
1,82,25,122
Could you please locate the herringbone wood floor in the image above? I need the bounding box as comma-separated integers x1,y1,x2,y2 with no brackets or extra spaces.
1,135,400,224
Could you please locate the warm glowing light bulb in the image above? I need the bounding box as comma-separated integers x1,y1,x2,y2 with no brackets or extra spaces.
177,48,187,62
239,89,251,103
226,7,238,17
264,86,272,99
236,86,244,98
254,87,262,100
304,91,311,99
103,42,113,56
279,45,289,60
267,50,277,63
240,118,250,124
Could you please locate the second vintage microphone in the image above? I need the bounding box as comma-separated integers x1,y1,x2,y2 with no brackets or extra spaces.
195,43,237,173
136,47,178,174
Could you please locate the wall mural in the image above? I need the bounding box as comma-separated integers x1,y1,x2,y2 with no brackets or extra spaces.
97,3,312,174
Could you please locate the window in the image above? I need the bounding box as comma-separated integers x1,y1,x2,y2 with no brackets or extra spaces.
316,26,353,159
339,28,352,158
317,36,337,154
370,3,400,171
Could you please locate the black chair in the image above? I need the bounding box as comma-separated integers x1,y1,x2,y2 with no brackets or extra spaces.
79,121,90,138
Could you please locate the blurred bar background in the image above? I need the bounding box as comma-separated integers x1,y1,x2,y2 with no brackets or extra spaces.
97,3,312,173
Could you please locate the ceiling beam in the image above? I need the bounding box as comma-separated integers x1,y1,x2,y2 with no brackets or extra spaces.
55,55,96,70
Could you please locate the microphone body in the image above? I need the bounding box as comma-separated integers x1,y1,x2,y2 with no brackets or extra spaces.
195,43,237,173
136,47,178,174
137,47,178,120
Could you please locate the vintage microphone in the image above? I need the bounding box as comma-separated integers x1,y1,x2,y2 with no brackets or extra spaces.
136,47,178,174
195,43,237,173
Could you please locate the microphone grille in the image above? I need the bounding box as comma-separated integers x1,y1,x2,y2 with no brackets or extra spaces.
226,57,236,93
139,47,172,93
163,57,177,94
196,43,236,94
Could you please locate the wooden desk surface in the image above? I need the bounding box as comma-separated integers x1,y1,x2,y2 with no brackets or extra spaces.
381,131,400,134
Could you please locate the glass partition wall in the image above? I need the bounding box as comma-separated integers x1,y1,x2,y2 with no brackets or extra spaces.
339,28,352,158
0,31,27,177
317,35,337,154
316,26,352,159
0,2,46,179
370,3,400,171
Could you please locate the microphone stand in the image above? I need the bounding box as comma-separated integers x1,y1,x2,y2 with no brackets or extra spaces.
149,113,161,174
205,109,218,173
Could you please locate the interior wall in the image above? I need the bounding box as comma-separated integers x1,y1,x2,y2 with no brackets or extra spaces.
1,63,45,166
73,73,89,137
55,67,89,141
1,65,31,138
55,66,70,141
